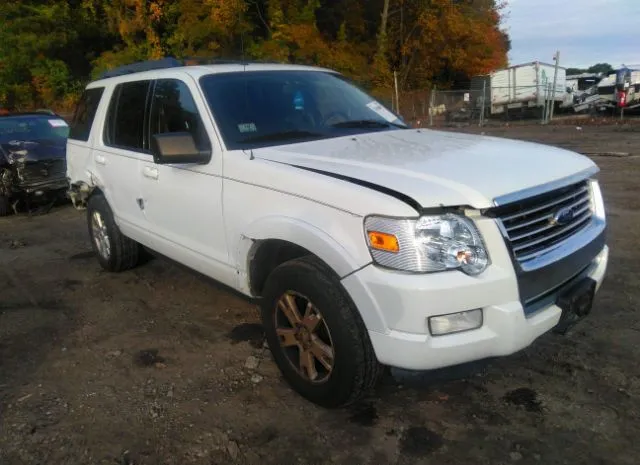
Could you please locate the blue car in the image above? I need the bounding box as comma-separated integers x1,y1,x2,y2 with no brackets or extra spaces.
0,112,70,215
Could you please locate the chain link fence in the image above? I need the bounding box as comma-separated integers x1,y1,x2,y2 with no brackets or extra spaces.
392,89,432,126
393,84,638,128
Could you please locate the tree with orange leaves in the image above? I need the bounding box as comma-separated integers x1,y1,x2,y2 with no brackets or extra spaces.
1,0,510,110
391,0,509,89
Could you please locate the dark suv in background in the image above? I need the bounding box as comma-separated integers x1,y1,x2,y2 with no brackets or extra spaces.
0,112,70,215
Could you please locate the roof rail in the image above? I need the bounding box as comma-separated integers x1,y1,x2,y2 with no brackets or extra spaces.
98,56,290,79
98,57,183,79
181,57,247,66
0,111,63,118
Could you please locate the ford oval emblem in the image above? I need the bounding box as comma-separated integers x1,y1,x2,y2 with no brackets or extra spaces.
551,206,575,225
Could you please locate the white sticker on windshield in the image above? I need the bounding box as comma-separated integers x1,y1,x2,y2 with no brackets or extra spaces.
238,122,257,133
366,101,397,122
48,119,68,127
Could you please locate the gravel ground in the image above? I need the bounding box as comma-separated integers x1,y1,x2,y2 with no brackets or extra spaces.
1,124,639,465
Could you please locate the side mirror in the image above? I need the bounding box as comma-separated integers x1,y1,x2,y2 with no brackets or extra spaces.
150,132,211,165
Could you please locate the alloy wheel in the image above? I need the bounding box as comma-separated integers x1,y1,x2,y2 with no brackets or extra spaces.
91,210,111,260
274,291,335,383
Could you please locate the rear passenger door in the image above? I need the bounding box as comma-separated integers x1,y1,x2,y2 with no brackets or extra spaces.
139,77,231,285
94,80,152,242
67,87,105,185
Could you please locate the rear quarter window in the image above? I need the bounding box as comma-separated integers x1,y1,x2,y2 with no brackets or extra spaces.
69,87,105,141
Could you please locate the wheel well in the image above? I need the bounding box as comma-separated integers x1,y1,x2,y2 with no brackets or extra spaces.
87,186,103,199
249,239,313,296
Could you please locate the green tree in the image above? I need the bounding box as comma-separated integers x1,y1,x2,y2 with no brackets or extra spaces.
588,63,614,75
566,67,586,75
0,1,113,110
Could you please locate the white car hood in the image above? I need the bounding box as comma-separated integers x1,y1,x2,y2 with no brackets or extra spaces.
252,129,596,209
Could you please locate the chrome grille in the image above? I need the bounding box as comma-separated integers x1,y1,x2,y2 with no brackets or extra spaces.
494,180,593,263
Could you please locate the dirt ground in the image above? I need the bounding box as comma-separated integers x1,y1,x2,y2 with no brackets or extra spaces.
1,123,639,465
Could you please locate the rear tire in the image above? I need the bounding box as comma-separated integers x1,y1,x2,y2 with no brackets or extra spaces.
261,255,382,408
86,194,140,272
0,195,9,217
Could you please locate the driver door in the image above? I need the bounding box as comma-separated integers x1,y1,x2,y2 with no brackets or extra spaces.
139,76,232,285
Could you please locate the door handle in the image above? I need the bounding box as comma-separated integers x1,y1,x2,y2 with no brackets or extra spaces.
143,166,159,180
95,154,106,165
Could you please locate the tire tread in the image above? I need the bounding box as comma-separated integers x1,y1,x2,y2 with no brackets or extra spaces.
0,195,10,217
262,255,382,407
87,194,139,272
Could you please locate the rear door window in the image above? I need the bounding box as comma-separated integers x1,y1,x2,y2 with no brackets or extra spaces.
105,80,152,152
69,87,104,141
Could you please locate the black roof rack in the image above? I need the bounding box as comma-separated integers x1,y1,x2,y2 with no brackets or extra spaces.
98,56,288,80
98,57,183,79
0,111,63,118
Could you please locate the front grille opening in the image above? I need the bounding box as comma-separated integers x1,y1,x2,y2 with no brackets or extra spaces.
492,180,594,263
17,160,66,184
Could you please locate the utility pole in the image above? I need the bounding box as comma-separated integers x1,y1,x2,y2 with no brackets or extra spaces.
546,83,553,123
542,83,549,124
549,50,560,120
479,81,486,127
429,86,436,126
394,70,400,116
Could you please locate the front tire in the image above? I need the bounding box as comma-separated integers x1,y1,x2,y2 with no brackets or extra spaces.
0,195,9,217
86,194,140,272
261,256,382,408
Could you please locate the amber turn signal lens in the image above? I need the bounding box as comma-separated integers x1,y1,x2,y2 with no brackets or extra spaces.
367,231,400,253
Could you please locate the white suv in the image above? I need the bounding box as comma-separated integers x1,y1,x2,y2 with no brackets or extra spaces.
66,59,608,408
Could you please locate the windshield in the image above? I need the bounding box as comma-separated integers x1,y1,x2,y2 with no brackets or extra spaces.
0,116,69,144
199,70,407,150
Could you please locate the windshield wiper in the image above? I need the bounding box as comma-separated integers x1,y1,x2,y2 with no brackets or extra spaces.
330,119,406,129
240,130,326,143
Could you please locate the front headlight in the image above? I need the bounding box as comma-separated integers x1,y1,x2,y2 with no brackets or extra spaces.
364,213,489,275
589,179,606,220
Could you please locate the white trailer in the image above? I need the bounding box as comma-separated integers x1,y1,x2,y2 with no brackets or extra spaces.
472,62,567,115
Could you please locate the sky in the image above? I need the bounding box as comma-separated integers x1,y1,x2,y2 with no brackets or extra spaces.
504,0,640,70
